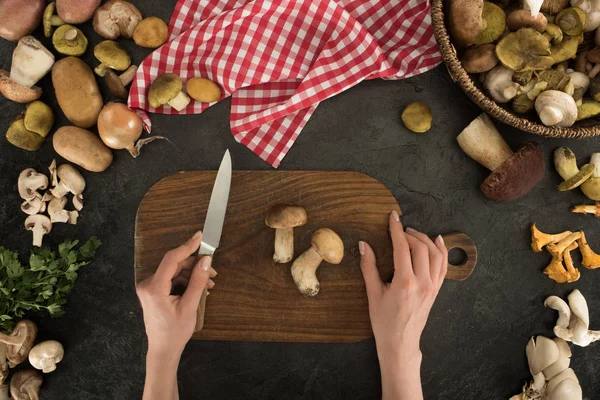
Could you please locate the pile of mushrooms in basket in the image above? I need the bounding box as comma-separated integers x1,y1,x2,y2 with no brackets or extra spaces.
449,0,600,126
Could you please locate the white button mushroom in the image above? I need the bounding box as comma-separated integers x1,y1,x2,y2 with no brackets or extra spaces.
24,214,51,247
483,65,520,103
49,164,85,199
28,340,64,373
534,90,578,127
572,0,600,31
265,205,307,263
18,169,48,201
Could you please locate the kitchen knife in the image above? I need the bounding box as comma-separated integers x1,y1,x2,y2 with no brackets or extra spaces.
195,150,232,331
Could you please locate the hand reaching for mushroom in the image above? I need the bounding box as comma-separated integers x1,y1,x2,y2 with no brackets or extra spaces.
136,231,216,400
359,210,448,400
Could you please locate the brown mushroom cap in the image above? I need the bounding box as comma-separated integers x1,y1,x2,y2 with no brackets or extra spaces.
461,44,498,73
0,0,45,42
481,142,544,201
541,0,570,15
0,70,42,103
447,0,484,47
506,10,548,32
5,320,37,366
265,205,307,229
311,228,344,264
56,0,100,24
10,369,42,400
133,16,169,48
93,0,142,40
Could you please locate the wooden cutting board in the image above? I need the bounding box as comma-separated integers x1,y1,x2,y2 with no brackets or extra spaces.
134,171,476,342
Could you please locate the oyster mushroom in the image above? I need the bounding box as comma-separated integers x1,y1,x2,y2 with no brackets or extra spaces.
18,168,48,201
93,40,131,77
0,0,45,41
104,65,137,99
291,228,344,296
555,7,587,35
28,341,63,373
506,9,548,32
401,101,432,133
50,164,85,199
0,321,37,367
483,66,519,103
447,0,484,47
24,215,51,247
52,25,87,56
567,289,600,346
148,73,191,111
0,36,54,103
43,2,65,38
545,296,572,337
577,231,600,268
461,44,498,73
535,90,578,127
581,153,600,200
10,369,42,400
527,336,559,383
265,204,307,263
496,28,554,72
56,0,100,24
530,223,573,252
133,16,169,48
457,114,544,201
93,0,142,40
475,2,506,45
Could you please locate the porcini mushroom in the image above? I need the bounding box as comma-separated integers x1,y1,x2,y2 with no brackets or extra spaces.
457,114,544,201
148,73,191,111
9,369,42,400
265,205,307,263
576,231,600,268
50,164,85,199
461,44,499,73
531,223,573,252
21,195,45,216
0,321,37,366
447,0,484,47
104,65,137,99
24,215,51,247
0,36,54,103
28,341,64,373
535,90,578,127
43,2,64,38
133,16,169,48
475,2,506,44
93,0,142,40
56,0,100,24
507,9,548,32
483,66,519,103
580,153,600,200
93,40,131,77
18,168,48,201
291,228,344,296
0,0,45,42
571,202,600,216
52,25,88,56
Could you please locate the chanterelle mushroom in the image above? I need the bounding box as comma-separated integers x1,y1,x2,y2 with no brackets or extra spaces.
291,228,344,296
571,202,600,216
530,223,572,252
265,205,307,263
0,36,54,103
50,164,86,199
10,369,42,400
457,114,544,201
577,231,600,269
24,215,52,247
93,0,142,40
29,340,64,373
0,321,37,367
148,73,191,111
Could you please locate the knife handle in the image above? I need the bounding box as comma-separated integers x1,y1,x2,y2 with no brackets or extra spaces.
194,254,210,332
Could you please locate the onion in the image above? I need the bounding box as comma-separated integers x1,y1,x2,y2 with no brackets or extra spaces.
97,102,163,157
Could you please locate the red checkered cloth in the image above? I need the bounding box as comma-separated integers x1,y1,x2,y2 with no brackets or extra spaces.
128,0,441,167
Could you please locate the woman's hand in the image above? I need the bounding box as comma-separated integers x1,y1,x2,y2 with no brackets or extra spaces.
359,210,448,400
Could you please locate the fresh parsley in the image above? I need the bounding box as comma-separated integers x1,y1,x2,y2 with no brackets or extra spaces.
0,237,101,333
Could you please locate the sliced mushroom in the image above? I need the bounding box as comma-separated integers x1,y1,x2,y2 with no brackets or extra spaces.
265,205,307,263
48,160,58,187
28,341,64,373
92,0,142,40
18,169,48,201
47,196,67,222
21,195,45,216
9,369,42,400
73,194,83,211
50,164,85,199
148,73,190,111
0,321,37,367
24,215,51,247
291,228,344,296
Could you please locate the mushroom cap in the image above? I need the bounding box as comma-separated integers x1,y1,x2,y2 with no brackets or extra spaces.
94,40,131,71
57,164,86,195
475,2,506,45
401,101,432,133
506,9,548,32
587,47,600,63
0,70,42,103
24,214,52,235
481,142,544,201
6,320,38,366
43,2,57,38
311,228,344,264
93,0,142,40
265,204,307,229
6,117,45,151
541,0,570,15
148,73,183,108
0,0,45,41
555,7,587,36
461,44,498,74
28,340,64,373
133,16,169,48
24,101,54,137
496,28,554,72
10,369,42,400
186,77,222,103
52,25,88,56
18,168,48,200
56,0,100,24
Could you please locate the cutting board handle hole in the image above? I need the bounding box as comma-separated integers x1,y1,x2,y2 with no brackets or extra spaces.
448,248,467,267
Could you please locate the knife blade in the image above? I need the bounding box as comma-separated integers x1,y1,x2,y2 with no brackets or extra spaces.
195,149,232,332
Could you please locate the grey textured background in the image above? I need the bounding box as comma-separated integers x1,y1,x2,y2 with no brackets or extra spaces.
1,1,600,399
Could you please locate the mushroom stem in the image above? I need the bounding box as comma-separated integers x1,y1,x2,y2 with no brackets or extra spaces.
31,224,46,247
94,63,110,77
128,136,166,158
291,247,323,296
274,228,294,263
539,106,564,126
0,333,25,347
119,65,137,86
168,91,191,111
26,386,39,400
0,384,7,400
457,114,513,171
63,28,79,46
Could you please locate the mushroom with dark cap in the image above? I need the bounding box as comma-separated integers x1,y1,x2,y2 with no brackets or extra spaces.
461,44,498,73
50,164,85,199
0,36,54,103
291,228,344,296
43,2,64,38
104,65,138,99
93,40,131,77
265,205,307,263
29,340,64,373
506,9,548,32
52,25,88,56
93,0,142,40
56,0,100,24
148,73,191,111
0,320,37,367
10,369,42,400
133,16,169,48
24,215,52,247
0,0,45,42
457,114,545,201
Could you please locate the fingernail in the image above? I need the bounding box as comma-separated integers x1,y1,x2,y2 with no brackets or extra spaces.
358,241,366,256
208,279,215,289
391,210,400,222
437,235,445,246
193,230,203,239
406,227,417,233
211,267,218,276
201,257,212,271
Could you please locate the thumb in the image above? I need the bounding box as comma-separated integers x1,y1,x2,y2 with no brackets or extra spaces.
181,256,211,311
359,241,383,301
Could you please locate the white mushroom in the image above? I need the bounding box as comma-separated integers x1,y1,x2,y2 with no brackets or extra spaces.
20,195,46,215
68,210,79,225
567,71,591,104
49,164,85,199
18,169,48,201
28,341,63,373
48,160,58,187
72,194,83,211
546,368,580,395
24,215,51,247
545,295,572,339
572,0,600,31
48,196,67,223
543,338,572,380
535,90,578,127
483,66,520,103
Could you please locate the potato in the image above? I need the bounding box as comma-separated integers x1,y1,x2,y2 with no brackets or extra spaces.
53,126,113,172
52,57,103,128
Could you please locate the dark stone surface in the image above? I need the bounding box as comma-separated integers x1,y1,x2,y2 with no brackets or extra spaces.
1,1,600,399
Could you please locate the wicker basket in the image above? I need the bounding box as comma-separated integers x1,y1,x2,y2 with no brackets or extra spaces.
430,0,600,138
